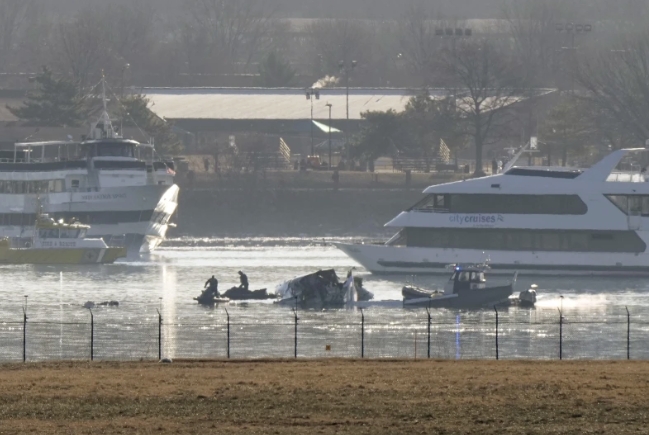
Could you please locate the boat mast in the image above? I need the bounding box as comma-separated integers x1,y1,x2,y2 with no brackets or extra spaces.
90,73,120,140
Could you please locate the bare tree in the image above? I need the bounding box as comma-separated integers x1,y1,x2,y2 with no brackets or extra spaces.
304,19,375,80
0,0,35,71
185,0,275,73
57,9,106,89
102,2,156,67
446,39,526,175
501,0,567,87
54,2,158,89
398,3,441,86
576,32,649,144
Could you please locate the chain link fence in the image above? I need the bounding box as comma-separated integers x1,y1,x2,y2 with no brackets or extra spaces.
0,305,647,362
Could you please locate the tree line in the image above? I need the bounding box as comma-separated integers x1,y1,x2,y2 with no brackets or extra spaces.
3,0,649,170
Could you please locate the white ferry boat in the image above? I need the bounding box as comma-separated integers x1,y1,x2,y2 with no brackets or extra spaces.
0,83,178,254
336,147,649,276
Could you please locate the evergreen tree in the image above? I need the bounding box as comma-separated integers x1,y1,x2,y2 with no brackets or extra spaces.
7,66,84,126
540,96,595,166
352,110,404,161
403,91,463,171
118,95,183,156
256,51,296,87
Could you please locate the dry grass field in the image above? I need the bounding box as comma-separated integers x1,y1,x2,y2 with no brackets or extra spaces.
0,360,648,434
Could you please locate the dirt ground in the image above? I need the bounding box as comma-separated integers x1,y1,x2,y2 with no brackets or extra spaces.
0,360,648,434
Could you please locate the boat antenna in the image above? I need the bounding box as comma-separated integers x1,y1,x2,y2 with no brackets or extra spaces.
89,71,118,140
101,71,108,113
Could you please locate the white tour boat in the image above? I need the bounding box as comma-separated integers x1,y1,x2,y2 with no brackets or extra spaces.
0,80,178,255
336,146,649,276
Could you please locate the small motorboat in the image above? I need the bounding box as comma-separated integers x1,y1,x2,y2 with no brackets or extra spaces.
0,214,126,265
83,301,119,309
194,288,229,307
402,264,516,309
222,287,277,301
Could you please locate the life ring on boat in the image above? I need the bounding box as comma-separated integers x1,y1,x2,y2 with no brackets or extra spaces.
24,241,32,248
83,250,99,262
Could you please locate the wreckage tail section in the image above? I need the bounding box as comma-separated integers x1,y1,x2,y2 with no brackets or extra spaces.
343,274,357,305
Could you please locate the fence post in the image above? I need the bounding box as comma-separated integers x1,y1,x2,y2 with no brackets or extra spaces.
293,306,298,359
558,308,563,360
224,308,230,359
426,308,431,359
360,308,365,359
22,306,27,363
89,308,94,361
626,306,630,360
494,305,499,360
157,309,162,361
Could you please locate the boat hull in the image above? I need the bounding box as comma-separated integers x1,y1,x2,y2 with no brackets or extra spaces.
335,243,649,276
0,184,179,255
0,246,126,264
403,284,513,309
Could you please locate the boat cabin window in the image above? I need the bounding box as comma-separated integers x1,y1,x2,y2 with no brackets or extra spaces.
86,143,135,158
471,272,486,282
404,227,647,253
59,229,80,239
39,228,60,239
0,180,65,194
409,194,587,215
458,271,471,282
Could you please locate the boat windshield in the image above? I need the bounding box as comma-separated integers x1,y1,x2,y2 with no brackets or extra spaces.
38,228,60,239
60,229,81,239
85,142,136,158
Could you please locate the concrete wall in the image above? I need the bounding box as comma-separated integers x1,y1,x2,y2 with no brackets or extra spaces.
172,188,424,238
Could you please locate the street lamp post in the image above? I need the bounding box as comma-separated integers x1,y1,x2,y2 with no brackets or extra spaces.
306,88,320,156
435,27,471,112
120,63,130,98
326,102,333,169
339,60,357,163
555,22,592,93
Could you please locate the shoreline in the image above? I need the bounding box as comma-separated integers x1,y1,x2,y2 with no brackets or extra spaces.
172,188,422,238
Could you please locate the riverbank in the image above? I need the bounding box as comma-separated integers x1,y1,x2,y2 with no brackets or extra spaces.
172,187,425,238
185,169,463,190
1,360,647,434
168,169,465,238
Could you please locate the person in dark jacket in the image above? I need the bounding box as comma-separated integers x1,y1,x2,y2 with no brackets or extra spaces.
204,275,219,296
238,271,249,291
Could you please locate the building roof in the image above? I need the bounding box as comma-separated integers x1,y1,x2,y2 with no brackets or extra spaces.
143,87,555,122
144,87,416,121
0,98,22,122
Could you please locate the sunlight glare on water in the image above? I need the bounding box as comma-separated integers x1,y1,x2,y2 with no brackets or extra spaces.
2,242,649,361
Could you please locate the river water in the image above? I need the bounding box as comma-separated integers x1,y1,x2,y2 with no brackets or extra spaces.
1,238,649,361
